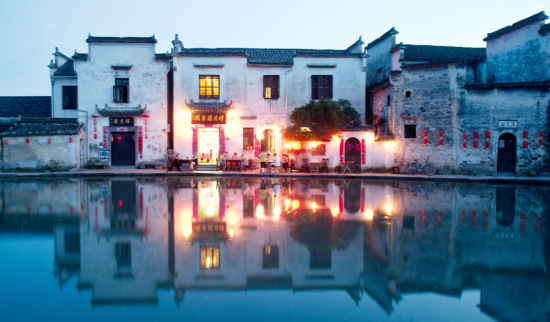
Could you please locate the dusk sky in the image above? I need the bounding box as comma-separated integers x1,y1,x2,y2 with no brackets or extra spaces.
0,0,548,96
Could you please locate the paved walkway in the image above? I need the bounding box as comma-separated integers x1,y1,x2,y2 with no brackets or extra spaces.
1,167,549,184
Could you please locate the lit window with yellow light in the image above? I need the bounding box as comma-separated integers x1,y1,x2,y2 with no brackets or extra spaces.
200,246,220,269
199,75,220,99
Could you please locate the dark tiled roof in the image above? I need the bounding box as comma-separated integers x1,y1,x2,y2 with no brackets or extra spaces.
401,44,485,67
176,48,362,65
465,80,550,90
96,104,147,116
0,96,51,117
86,35,157,44
484,11,548,41
72,52,88,60
0,119,18,133
185,100,232,111
2,118,83,137
366,27,398,49
54,60,76,77
540,23,550,35
155,53,171,60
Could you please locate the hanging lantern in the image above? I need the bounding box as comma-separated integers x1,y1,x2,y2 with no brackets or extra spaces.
539,129,544,138
94,134,98,140
439,130,443,138
438,139,443,146
69,136,73,143
463,133,467,140
523,140,528,150
26,138,30,145
422,138,428,146
522,129,528,139
422,129,428,137
473,140,479,149
473,130,479,139
47,137,52,144
485,140,490,149
462,141,467,149
91,113,99,118
485,130,491,139
539,138,545,146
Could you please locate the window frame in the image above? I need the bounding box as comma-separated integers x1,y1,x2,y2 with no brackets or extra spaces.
62,86,78,110
263,75,280,99
199,75,220,99
404,124,417,139
311,75,333,99
113,78,130,103
243,127,255,150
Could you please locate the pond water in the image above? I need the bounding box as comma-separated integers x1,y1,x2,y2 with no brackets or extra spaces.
0,177,548,322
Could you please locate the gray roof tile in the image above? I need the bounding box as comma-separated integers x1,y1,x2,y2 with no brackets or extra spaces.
2,118,83,137
401,44,485,66
86,35,157,43
54,60,76,77
484,11,548,41
0,96,51,117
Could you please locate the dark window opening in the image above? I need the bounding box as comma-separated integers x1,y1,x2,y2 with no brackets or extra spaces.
115,242,131,268
403,216,415,229
405,91,411,97
263,75,280,99
243,128,254,150
262,245,279,269
310,249,332,269
62,86,77,110
311,75,333,99
387,95,391,106
64,231,80,254
404,124,416,138
199,75,219,99
113,78,129,103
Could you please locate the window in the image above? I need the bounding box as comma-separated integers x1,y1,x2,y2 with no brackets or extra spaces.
113,78,129,103
262,245,279,269
387,95,391,106
311,144,326,156
199,75,219,99
404,124,416,138
115,242,131,268
200,245,220,269
310,249,331,269
243,128,254,150
64,231,80,254
405,91,411,97
311,75,333,99
62,86,77,110
263,75,279,99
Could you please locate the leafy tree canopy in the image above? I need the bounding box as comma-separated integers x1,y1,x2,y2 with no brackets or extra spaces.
283,99,362,141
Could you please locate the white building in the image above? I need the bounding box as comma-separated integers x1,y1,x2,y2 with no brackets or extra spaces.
51,36,171,167
170,35,368,170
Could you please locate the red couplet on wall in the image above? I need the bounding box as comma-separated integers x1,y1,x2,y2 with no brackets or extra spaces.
339,139,344,162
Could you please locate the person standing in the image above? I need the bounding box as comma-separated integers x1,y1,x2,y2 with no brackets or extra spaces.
282,154,289,173
273,153,280,173
259,151,266,173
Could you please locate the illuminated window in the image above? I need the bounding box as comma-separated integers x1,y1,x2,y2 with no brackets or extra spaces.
243,127,255,150
262,245,279,269
311,75,332,99
200,245,220,269
113,78,129,103
199,75,220,99
263,75,279,99
311,144,326,156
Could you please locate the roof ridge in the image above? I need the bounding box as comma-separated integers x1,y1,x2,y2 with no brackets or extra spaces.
366,27,398,50
484,11,548,41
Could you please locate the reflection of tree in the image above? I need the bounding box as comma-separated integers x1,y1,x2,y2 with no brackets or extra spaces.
287,209,359,252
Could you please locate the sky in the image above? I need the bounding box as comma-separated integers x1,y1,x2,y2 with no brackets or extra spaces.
0,0,548,96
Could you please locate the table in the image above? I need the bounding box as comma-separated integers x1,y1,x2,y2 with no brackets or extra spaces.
179,159,196,171
225,159,242,171
340,161,354,174
309,162,321,173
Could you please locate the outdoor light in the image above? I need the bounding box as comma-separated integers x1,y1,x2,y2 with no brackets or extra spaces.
310,201,318,213
330,206,339,218
365,209,374,221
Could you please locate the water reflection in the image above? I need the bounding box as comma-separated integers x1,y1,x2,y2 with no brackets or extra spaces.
0,177,548,320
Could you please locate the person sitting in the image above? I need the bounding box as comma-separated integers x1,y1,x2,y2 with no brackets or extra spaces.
219,153,226,171
174,153,182,171
272,153,281,173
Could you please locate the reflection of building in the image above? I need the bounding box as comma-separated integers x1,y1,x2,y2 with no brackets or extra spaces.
3,177,539,318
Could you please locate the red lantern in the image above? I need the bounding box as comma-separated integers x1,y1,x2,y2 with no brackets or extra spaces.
47,137,51,144
93,119,97,125
463,141,467,149
422,130,428,137
438,139,443,146
3,138,7,145
539,139,545,146
142,114,150,118
473,130,479,139
523,130,528,139
69,137,73,143
94,134,98,140
473,140,479,149
439,130,443,138
422,138,427,146
463,133,467,140
26,138,30,145
522,141,528,149
485,130,491,139
539,130,544,138
91,113,99,118
485,140,490,149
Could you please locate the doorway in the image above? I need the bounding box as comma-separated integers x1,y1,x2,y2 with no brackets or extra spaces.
344,138,361,173
198,127,219,164
261,129,275,153
497,133,516,174
111,132,136,166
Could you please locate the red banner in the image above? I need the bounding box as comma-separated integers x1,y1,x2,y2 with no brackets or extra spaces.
361,139,366,164
339,139,344,162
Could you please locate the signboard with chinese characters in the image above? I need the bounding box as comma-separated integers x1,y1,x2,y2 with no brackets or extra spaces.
191,111,226,124
498,120,517,128
109,117,134,126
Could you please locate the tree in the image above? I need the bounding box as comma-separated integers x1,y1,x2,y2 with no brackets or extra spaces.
283,99,362,141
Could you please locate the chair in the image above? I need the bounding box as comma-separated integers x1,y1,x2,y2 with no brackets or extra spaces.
299,159,309,172
320,159,329,173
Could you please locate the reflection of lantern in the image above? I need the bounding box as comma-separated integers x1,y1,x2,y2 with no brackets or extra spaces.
48,137,52,144
421,209,426,226
473,140,479,148
462,133,467,149
539,130,544,147
485,140,490,149
485,130,491,139
522,130,528,139
523,140,528,150
26,138,30,145
473,130,479,139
